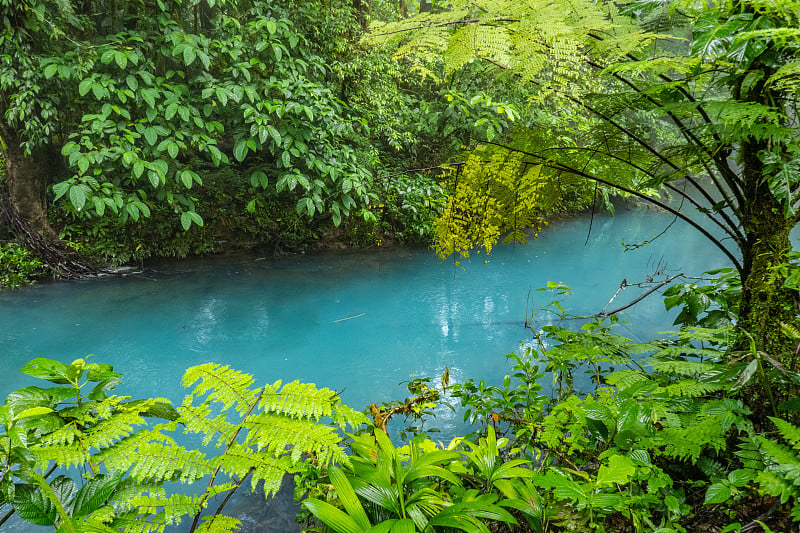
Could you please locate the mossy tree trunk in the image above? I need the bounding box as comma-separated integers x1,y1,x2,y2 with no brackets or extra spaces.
0,120,96,278
734,137,799,417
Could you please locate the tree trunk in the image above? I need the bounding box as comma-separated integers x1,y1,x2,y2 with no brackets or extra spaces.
353,0,370,31
735,140,799,419
0,121,97,278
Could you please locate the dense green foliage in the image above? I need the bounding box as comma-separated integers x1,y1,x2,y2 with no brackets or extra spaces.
0,242,46,288
1,0,542,272
368,0,800,368
2,277,800,532
0,358,366,532
299,280,800,532
2,0,800,531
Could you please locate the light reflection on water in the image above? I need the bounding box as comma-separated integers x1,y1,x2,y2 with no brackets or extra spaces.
0,205,731,531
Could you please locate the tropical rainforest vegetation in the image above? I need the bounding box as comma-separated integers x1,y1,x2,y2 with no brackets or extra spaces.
2,0,800,531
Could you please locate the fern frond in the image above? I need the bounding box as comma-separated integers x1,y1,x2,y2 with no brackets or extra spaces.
759,437,800,482
258,380,338,419
655,417,728,461
120,520,166,533
697,456,726,479
84,409,150,450
756,469,798,505
123,442,211,484
771,417,800,450
604,369,650,391
736,436,766,470
767,61,800,92
112,483,167,514
94,424,178,469
127,492,203,527
245,413,348,465
330,403,370,429
211,443,294,496
32,441,88,468
78,511,121,533
195,514,241,533
648,346,723,361
658,379,725,398
647,359,720,376
182,364,258,416
178,401,237,447
445,25,479,75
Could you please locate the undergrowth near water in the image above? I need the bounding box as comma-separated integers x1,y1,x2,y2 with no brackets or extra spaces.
0,242,48,289
2,273,800,532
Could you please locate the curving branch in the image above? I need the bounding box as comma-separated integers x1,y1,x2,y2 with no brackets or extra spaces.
483,141,744,273
538,145,745,247
584,33,746,207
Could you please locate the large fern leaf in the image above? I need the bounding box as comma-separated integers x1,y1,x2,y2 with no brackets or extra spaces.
182,364,258,416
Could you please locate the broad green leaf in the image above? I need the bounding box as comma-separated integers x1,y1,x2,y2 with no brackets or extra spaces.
114,51,127,69
734,359,759,390
77,156,90,175
704,482,732,505
13,406,55,421
188,211,204,227
43,64,58,79
267,125,282,146
535,470,585,502
5,385,76,414
233,139,248,162
180,169,193,188
52,182,70,201
728,469,753,488
126,203,140,221
70,185,86,212
71,472,124,518
91,83,105,100
144,127,158,146
13,484,57,526
141,88,158,108
183,46,196,66
329,467,371,530
249,170,268,188
165,103,178,121
303,498,363,533
133,160,145,179
148,170,160,188
125,75,138,91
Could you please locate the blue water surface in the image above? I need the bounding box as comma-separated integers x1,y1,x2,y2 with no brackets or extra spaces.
0,205,730,531
1,206,729,427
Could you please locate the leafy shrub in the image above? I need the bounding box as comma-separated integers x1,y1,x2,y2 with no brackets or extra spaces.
0,242,48,288
302,428,534,533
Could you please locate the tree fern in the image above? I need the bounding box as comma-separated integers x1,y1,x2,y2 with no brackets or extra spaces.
756,417,800,521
